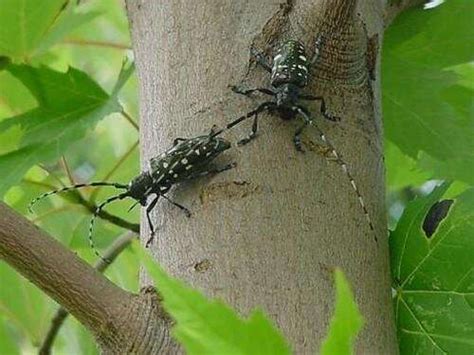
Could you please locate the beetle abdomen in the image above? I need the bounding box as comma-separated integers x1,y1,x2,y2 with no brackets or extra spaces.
271,40,309,88
150,135,230,184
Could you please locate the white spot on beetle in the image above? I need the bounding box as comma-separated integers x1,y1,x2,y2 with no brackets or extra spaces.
299,55,307,61
195,149,200,155
163,162,169,168
186,165,193,170
173,173,178,178
181,158,188,164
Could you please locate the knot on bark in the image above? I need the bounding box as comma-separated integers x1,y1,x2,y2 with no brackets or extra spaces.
97,287,179,354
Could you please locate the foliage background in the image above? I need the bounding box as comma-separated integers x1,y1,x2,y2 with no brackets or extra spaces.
0,0,472,354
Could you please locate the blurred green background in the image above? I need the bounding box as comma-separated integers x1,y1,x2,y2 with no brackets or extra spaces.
0,1,138,353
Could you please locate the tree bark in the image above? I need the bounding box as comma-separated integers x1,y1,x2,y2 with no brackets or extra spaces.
126,0,397,353
0,202,178,353
39,232,135,355
0,202,130,337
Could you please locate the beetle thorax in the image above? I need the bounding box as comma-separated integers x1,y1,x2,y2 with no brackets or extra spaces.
128,171,153,205
275,83,300,107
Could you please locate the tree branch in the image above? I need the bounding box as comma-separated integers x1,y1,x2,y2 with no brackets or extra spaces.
39,232,136,355
0,202,175,352
121,110,139,131
0,202,133,341
384,0,426,28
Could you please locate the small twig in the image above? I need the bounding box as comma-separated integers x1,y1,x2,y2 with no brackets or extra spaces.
60,156,76,186
61,38,132,50
38,232,136,355
102,141,139,182
121,110,139,131
38,165,66,188
90,140,139,202
22,179,56,191
32,206,77,223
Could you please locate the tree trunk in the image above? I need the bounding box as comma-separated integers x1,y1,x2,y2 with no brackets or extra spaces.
126,0,397,353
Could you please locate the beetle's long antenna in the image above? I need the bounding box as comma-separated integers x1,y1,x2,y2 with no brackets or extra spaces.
88,192,130,263
28,182,128,213
295,108,377,242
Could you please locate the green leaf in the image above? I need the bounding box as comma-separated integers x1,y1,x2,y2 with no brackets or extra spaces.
320,269,364,355
0,261,55,347
0,56,10,70
0,319,19,355
35,6,100,57
383,0,474,184
132,241,291,355
0,62,134,197
0,0,97,60
0,70,36,119
390,183,474,354
385,140,430,191
0,145,55,198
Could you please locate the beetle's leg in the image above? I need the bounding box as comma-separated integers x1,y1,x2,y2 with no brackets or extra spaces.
250,47,272,72
145,195,160,247
185,162,236,180
231,85,275,97
298,95,340,122
162,194,191,218
238,113,259,146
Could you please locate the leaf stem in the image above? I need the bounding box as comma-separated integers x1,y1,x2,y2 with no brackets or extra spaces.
121,109,139,131
89,140,139,202
61,38,132,50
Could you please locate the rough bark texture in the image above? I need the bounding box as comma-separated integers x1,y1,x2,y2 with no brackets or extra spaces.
126,0,397,353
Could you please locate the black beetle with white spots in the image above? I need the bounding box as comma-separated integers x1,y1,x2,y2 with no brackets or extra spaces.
214,35,376,240
29,34,377,263
28,127,235,261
